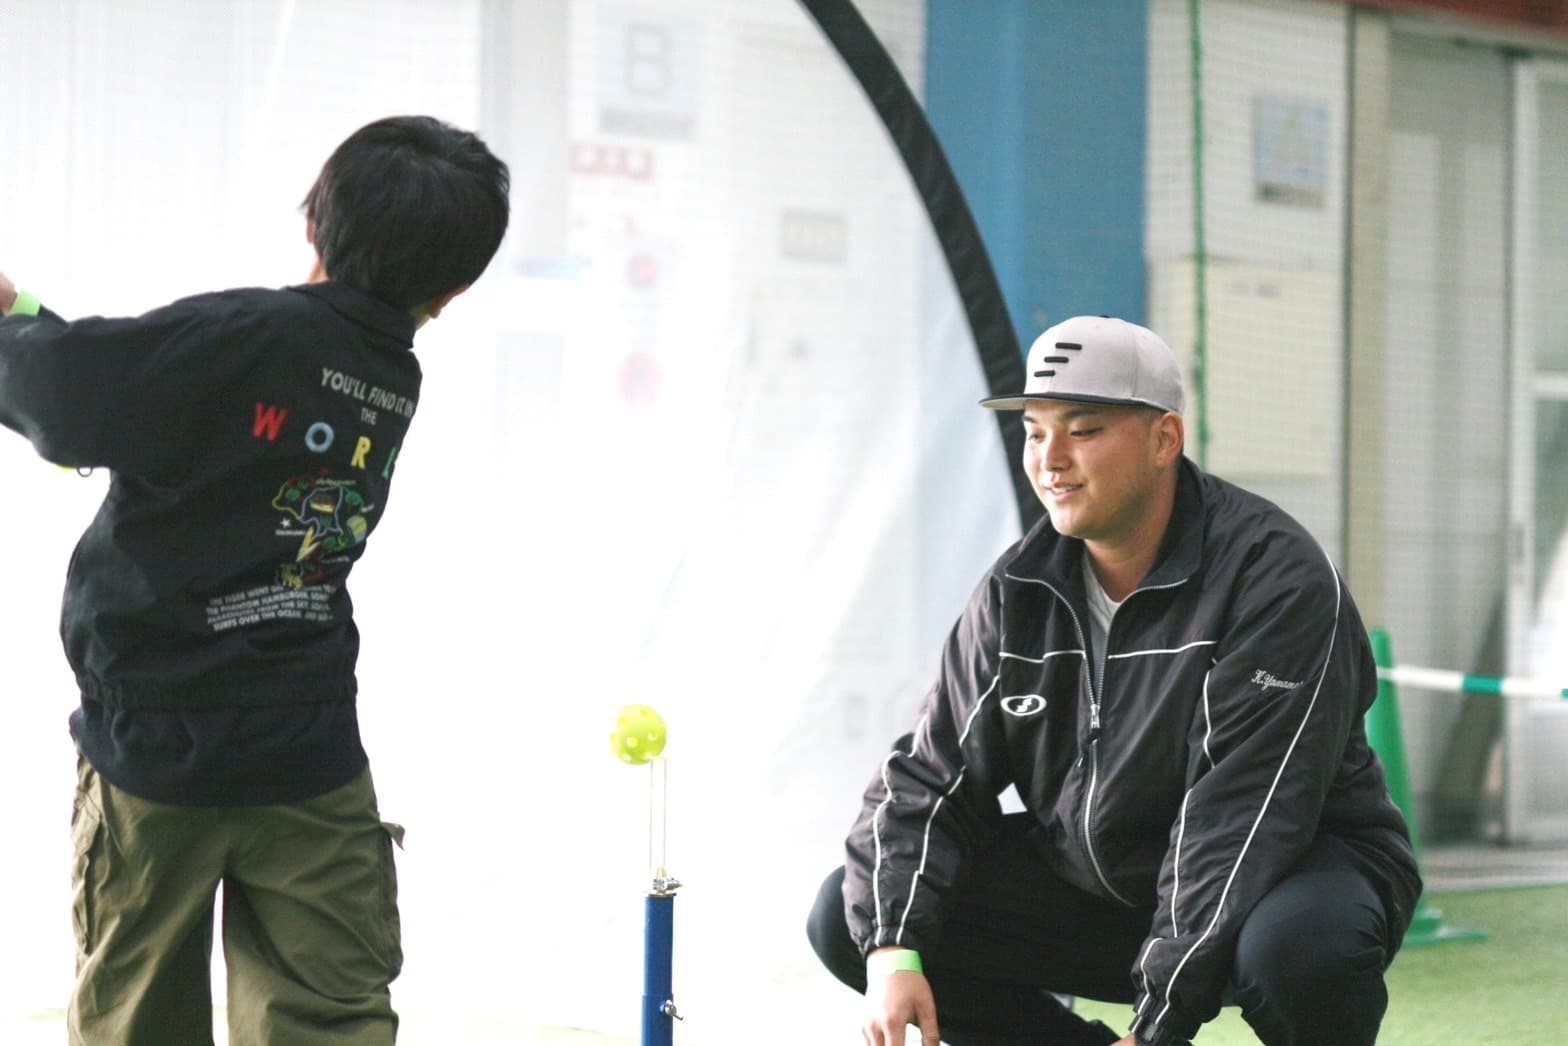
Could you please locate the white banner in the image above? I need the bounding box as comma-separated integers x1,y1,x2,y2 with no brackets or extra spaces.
0,1,1017,1039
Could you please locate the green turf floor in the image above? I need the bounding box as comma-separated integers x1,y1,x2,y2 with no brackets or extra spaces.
1075,884,1567,1044
5,885,1562,1043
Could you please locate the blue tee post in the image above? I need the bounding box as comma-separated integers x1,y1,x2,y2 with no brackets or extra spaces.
643,884,678,1045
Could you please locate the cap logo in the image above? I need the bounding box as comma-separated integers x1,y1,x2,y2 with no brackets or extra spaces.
1033,341,1082,379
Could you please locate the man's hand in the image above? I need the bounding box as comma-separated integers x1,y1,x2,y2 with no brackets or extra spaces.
0,273,17,316
863,967,939,1046
1113,1036,1136,1045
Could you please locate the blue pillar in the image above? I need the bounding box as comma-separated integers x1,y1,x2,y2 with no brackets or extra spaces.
926,0,1150,347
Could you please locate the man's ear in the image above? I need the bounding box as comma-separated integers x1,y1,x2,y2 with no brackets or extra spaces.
1154,412,1185,467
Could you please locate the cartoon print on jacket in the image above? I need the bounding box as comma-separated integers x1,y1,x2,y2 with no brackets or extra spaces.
272,470,373,589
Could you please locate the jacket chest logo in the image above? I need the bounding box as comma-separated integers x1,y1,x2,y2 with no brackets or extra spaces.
1252,669,1302,691
1001,694,1048,717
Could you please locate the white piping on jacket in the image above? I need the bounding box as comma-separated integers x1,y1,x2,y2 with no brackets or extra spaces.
1169,662,1219,940
1170,790,1190,938
1152,546,1344,1030
1000,648,1086,665
1200,667,1216,768
1107,638,1219,660
872,671,1000,947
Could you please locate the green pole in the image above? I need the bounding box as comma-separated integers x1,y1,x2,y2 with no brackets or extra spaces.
1188,0,1210,469
1366,628,1485,947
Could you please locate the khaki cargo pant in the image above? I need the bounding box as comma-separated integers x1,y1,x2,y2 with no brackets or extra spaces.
69,758,404,1045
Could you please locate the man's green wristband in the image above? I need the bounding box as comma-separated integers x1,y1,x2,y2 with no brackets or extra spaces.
867,948,923,977
10,289,41,317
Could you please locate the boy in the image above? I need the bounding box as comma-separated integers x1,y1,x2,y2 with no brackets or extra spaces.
0,115,509,1045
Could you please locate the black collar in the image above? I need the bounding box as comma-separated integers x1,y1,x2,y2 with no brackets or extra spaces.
290,282,417,346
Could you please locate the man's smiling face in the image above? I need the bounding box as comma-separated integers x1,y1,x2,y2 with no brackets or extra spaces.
1022,399,1174,553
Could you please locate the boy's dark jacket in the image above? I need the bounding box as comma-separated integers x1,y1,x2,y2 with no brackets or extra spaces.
842,459,1421,1044
0,283,417,768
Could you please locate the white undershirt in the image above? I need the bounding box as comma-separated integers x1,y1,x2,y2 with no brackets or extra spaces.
1082,552,1124,676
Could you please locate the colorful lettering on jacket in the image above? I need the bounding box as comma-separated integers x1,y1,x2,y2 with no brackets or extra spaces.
320,367,417,418
305,422,335,453
247,404,398,479
252,403,289,442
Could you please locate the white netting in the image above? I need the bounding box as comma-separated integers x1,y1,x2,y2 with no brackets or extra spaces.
1146,0,1348,549
0,1,1017,1039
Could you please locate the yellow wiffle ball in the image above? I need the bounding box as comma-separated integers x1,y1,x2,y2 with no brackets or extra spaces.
610,704,667,765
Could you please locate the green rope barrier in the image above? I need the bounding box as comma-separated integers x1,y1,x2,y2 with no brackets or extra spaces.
1377,665,1568,700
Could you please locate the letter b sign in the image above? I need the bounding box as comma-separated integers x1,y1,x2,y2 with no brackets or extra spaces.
625,22,671,98
599,7,698,140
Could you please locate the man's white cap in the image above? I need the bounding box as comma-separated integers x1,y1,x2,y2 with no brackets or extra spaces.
979,315,1184,414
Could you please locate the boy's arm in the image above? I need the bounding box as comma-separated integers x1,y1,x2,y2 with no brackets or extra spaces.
0,279,198,474
0,273,75,464
0,272,42,319
1,273,58,324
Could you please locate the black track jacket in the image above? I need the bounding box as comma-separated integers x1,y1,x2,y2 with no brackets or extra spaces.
0,285,418,807
843,459,1419,1043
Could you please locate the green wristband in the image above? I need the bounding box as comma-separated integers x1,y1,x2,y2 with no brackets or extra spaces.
867,948,923,977
10,289,41,317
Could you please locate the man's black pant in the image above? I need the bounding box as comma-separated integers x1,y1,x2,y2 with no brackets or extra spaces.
806,818,1403,1046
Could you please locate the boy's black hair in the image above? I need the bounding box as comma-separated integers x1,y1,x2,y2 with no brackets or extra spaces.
303,116,510,310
